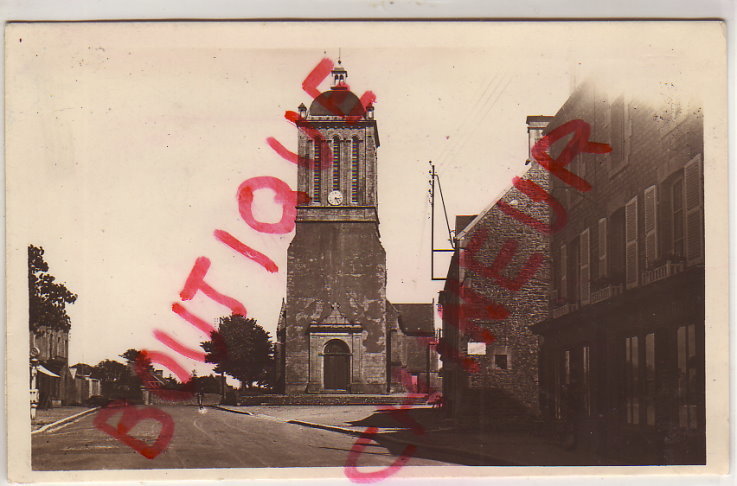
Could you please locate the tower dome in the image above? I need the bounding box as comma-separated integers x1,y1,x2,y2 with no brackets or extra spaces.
309,90,366,117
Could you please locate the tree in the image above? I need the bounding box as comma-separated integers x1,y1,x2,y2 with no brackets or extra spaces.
91,359,129,383
201,315,274,389
28,245,77,333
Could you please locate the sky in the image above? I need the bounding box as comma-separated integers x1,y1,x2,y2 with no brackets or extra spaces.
7,21,721,378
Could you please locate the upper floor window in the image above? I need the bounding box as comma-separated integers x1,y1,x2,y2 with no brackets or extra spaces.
351,138,360,203
672,177,684,257
610,96,631,175
312,141,322,203
684,155,703,265
332,136,341,192
559,243,568,301
579,228,590,305
625,196,639,289
644,185,658,267
597,218,608,279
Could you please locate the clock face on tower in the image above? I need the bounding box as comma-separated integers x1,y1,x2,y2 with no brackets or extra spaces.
328,190,344,206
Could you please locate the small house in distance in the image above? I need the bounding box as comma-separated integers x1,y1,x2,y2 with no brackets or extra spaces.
388,303,441,394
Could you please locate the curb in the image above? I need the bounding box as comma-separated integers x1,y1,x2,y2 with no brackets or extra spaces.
284,419,518,466
212,405,253,415
32,407,100,435
286,419,364,436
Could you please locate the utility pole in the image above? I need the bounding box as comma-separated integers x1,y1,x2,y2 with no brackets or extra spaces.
429,161,455,281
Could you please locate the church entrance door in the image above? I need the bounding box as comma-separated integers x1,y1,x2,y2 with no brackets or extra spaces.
323,339,350,390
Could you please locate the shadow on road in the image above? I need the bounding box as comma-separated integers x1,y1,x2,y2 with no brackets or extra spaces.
346,407,443,429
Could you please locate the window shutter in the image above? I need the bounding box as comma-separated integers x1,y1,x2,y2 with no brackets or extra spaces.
684,156,703,265
598,218,607,278
560,244,567,301
644,185,658,267
624,100,632,162
580,229,590,304
625,196,639,288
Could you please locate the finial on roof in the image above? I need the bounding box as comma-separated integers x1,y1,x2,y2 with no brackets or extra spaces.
331,58,348,89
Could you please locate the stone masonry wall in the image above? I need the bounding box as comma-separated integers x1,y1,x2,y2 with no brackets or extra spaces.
455,161,551,415
284,221,387,393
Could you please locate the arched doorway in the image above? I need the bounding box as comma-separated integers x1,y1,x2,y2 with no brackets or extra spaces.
323,339,350,390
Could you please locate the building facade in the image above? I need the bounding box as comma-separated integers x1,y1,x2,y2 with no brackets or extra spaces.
277,63,436,394
531,81,705,464
30,326,74,408
439,116,553,427
388,303,441,394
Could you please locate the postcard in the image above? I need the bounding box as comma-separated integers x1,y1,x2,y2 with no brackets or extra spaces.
6,20,728,483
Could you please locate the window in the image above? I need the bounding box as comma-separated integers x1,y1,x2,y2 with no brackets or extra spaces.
580,229,590,304
610,96,631,175
684,155,703,265
491,346,511,370
644,333,656,426
559,244,568,301
332,136,341,191
672,177,684,257
644,185,658,267
351,138,360,203
312,141,322,202
569,237,580,303
598,218,607,278
625,196,639,288
553,358,562,420
677,324,699,429
583,345,592,416
625,335,640,424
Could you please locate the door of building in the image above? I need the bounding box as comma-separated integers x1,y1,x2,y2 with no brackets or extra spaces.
324,339,350,390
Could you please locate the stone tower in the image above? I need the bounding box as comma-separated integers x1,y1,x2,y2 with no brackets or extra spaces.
278,62,388,394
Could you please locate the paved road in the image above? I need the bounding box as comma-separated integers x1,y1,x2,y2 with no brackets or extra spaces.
32,405,454,470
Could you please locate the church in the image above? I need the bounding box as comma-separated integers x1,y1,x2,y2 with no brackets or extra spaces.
276,62,439,395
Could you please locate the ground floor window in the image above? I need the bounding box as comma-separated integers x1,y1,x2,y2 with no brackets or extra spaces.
624,331,657,426
677,324,698,429
624,335,640,424
583,345,591,416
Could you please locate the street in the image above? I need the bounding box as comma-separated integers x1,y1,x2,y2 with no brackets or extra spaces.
32,406,455,470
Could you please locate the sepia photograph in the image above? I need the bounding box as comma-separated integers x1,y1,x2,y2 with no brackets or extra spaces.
5,20,729,483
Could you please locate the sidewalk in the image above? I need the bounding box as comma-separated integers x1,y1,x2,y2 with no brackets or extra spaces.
32,407,94,431
216,404,621,466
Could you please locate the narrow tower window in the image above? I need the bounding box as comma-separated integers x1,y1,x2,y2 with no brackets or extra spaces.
332,137,341,191
313,140,321,203
351,138,360,203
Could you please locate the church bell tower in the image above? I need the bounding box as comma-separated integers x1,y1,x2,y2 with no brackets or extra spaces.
278,62,389,394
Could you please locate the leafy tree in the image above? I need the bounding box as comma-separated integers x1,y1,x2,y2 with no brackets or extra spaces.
28,245,77,333
92,358,144,401
201,315,274,389
91,359,129,383
195,374,224,394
